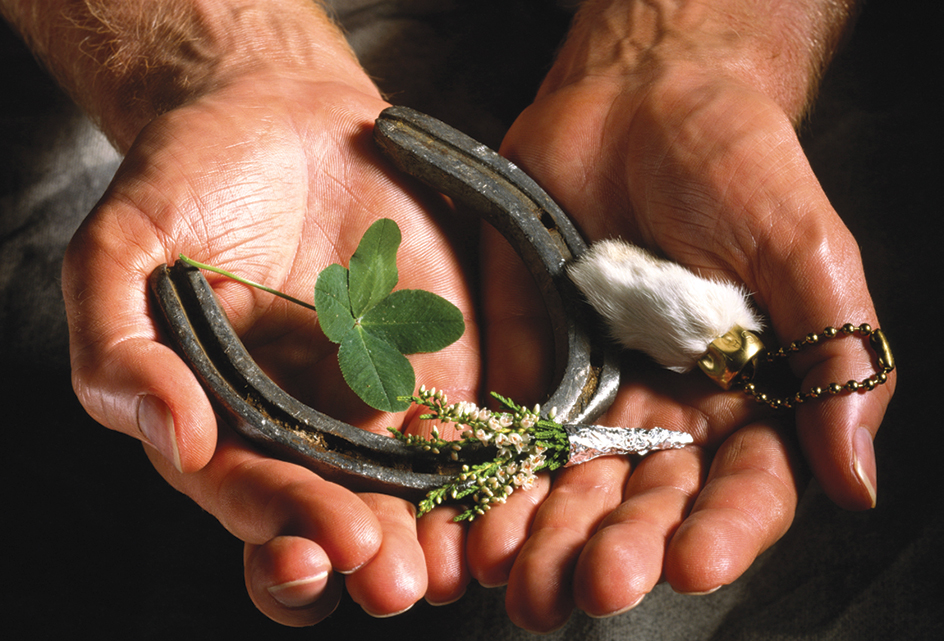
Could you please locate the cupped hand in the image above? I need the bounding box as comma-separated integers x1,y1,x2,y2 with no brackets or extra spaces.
472,57,895,630
62,74,482,625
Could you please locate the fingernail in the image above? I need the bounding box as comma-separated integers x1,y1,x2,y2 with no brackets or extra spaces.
362,603,415,618
586,593,646,618
477,579,508,589
267,571,330,608
137,395,182,472
677,586,721,596
853,427,878,508
425,588,467,607
335,559,369,575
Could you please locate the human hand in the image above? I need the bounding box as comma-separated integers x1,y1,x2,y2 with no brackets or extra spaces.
4,0,498,624
61,69,485,624
469,0,895,630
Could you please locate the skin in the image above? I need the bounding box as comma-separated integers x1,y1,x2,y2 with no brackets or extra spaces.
69,77,480,624
469,0,895,630
3,0,479,625
1,0,894,632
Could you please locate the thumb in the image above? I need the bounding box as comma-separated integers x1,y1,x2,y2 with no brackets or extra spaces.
62,209,216,473
752,207,896,511
791,323,895,510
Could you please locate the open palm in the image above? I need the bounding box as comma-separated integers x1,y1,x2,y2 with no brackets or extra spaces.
471,66,893,630
62,76,483,624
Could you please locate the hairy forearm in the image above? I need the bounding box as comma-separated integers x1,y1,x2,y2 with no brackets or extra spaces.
0,0,369,150
549,0,858,121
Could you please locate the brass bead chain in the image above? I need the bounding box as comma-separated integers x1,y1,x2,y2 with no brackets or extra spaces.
741,323,895,410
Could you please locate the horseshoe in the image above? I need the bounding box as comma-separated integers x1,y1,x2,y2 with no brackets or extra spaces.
149,106,620,499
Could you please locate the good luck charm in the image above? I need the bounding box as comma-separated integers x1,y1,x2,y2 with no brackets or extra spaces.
394,238,893,521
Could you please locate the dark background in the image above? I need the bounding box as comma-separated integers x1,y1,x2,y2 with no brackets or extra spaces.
2,2,940,638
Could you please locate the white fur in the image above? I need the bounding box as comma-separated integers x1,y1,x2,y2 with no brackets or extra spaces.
567,240,762,373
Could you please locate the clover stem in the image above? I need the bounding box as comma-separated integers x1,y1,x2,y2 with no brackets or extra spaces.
178,254,318,313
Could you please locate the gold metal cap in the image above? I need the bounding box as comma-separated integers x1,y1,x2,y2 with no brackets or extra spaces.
697,326,766,390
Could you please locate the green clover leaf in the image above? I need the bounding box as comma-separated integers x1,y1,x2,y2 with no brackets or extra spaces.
181,218,465,414
348,217,400,317
361,289,465,354
313,218,465,412
313,263,354,343
338,325,416,412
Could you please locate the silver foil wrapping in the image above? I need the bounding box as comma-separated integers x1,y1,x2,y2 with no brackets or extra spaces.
563,424,694,466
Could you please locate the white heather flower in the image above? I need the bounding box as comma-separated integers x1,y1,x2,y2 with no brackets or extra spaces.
493,434,512,458
508,432,526,454
454,401,477,418
520,453,544,474
513,472,535,490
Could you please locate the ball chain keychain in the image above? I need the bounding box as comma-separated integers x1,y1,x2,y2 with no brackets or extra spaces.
728,322,894,409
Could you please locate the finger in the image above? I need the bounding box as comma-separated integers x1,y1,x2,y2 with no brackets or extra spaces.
344,494,428,617
750,210,895,510
243,536,343,626
416,505,471,606
793,329,895,510
63,208,217,473
145,430,383,574
505,457,630,633
663,421,806,594
573,446,706,617
466,473,551,588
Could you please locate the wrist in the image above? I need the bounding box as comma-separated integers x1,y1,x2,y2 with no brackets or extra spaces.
543,0,856,122
2,0,375,150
